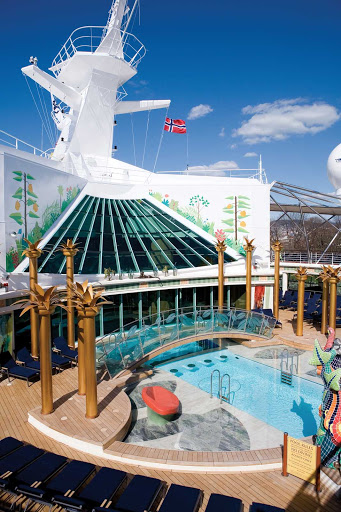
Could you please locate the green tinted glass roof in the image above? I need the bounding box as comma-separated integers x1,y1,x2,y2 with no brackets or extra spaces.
33,196,235,274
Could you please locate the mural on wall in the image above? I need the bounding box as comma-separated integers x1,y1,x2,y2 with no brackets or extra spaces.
0,313,14,354
253,285,265,309
149,190,248,255
5,157,85,272
309,336,341,468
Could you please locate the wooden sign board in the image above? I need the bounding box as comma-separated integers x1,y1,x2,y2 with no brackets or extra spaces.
282,433,321,492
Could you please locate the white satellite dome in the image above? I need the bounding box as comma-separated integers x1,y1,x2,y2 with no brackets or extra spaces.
327,143,341,194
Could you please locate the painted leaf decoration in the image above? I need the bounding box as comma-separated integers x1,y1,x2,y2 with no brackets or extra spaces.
225,196,234,199
26,174,35,180
13,171,22,177
27,198,36,206
27,190,38,198
28,211,39,218
223,228,234,233
222,219,234,225
237,228,249,233
12,187,23,199
13,177,22,182
9,212,23,225
222,210,234,215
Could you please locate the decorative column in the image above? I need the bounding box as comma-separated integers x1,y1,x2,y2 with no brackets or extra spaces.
77,316,86,396
72,281,111,419
60,239,79,349
327,266,340,332
214,230,227,310
319,267,330,335
295,267,308,336
17,284,66,415
272,240,283,320
243,237,255,311
22,238,42,358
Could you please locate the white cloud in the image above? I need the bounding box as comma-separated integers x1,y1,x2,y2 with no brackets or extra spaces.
186,160,239,176
233,98,340,144
188,104,213,120
244,152,258,157
219,127,225,137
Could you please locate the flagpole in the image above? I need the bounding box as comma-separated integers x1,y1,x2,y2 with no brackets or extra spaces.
153,106,169,173
186,130,189,173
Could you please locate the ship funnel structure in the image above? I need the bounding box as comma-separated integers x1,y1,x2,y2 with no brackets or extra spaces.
20,0,171,167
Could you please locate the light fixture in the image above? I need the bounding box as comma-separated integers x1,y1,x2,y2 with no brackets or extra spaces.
10,231,17,238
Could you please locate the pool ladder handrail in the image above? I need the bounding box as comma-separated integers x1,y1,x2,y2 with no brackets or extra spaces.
210,369,231,403
280,349,299,375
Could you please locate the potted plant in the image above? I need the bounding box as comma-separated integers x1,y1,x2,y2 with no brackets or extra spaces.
104,267,115,281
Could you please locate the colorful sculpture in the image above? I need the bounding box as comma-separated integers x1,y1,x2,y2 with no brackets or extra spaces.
309,337,341,468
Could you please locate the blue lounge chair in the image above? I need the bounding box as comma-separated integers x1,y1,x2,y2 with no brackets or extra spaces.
0,437,23,460
53,337,78,362
6,452,67,508
261,309,282,328
279,291,294,309
16,347,69,373
0,352,39,387
113,475,163,512
303,297,320,320
205,493,243,512
249,503,286,512
159,484,202,512
0,445,44,485
17,460,95,509
52,467,126,511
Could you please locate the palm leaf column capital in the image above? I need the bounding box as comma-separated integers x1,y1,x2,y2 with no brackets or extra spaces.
16,284,67,415
59,239,80,349
271,240,283,320
243,237,255,311
70,281,112,419
295,267,309,336
23,237,43,358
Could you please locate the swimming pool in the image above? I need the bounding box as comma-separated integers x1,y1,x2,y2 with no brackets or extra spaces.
155,349,323,439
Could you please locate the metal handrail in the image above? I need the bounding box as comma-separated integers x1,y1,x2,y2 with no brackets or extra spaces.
0,129,51,158
270,250,341,265
210,369,221,398
51,26,146,75
220,373,231,404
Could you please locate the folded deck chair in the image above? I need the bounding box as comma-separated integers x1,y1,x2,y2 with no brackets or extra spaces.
249,503,286,512
53,337,78,362
0,351,39,386
205,493,243,512
0,438,23,460
17,460,95,509
7,452,67,507
16,347,68,373
113,475,163,512
52,467,126,511
0,445,44,486
159,484,202,512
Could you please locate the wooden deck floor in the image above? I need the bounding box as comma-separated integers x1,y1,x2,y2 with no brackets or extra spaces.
0,365,340,511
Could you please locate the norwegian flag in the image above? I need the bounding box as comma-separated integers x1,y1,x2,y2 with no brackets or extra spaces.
164,117,187,134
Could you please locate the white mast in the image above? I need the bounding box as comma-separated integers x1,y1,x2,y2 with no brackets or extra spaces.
21,0,170,164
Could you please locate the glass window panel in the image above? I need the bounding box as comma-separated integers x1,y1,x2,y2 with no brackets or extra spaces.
142,291,158,324
160,289,175,312
123,293,139,325
196,287,211,307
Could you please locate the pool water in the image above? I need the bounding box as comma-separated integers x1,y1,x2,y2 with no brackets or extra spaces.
156,349,323,439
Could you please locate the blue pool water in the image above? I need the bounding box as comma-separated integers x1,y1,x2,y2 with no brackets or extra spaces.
156,349,323,438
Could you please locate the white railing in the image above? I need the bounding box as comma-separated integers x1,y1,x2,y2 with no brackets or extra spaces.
0,129,52,158
156,168,266,181
51,26,146,76
270,251,341,265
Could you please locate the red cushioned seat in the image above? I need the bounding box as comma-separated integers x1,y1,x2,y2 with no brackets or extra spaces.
142,386,179,416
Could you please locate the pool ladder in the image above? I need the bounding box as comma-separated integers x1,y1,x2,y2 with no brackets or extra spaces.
280,349,299,385
210,369,231,403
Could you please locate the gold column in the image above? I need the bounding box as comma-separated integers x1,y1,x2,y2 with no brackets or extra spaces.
327,266,340,331
23,239,42,359
215,239,227,310
272,240,283,320
319,266,330,335
61,240,79,349
295,267,308,336
77,316,86,396
243,238,255,311
39,306,54,415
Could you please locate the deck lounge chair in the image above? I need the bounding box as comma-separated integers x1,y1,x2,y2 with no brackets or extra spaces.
0,352,39,386
6,452,67,508
113,475,163,512
205,493,243,512
249,503,286,511
0,445,44,486
158,484,202,512
17,460,95,509
53,337,78,362
52,467,126,511
0,438,23,460
16,347,70,373
279,291,294,309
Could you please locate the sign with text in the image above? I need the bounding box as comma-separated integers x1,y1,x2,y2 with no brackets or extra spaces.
282,433,321,491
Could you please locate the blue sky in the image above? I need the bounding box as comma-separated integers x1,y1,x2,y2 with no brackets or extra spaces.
1,0,341,192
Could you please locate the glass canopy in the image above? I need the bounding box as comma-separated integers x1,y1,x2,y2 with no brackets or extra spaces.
33,196,235,274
